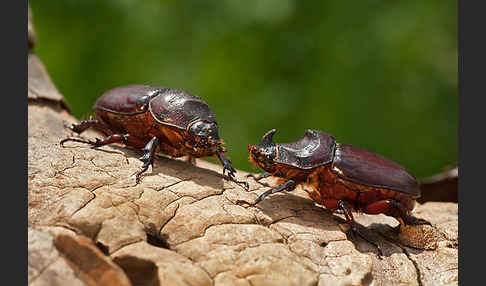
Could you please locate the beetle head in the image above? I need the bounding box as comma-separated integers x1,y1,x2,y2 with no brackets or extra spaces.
186,120,221,155
188,120,219,140
248,129,278,172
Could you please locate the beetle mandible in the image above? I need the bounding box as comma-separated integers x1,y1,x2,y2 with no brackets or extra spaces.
60,84,248,188
244,129,430,253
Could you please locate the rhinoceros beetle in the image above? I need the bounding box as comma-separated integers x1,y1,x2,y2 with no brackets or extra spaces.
60,84,248,189
243,129,430,254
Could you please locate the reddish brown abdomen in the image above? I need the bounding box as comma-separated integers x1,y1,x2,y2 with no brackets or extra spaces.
305,166,416,213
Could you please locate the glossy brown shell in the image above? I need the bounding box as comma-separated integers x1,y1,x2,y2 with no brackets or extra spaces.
94,84,217,130
94,84,165,115
275,130,336,169
332,144,420,197
148,89,217,129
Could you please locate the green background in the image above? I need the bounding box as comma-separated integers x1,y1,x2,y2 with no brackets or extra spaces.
30,1,457,179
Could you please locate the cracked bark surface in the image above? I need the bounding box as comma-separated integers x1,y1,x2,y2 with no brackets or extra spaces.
28,7,458,286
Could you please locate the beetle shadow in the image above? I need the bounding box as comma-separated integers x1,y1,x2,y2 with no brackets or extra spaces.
79,143,235,190
248,191,426,258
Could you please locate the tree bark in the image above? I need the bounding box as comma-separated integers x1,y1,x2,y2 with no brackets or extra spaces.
27,6,458,286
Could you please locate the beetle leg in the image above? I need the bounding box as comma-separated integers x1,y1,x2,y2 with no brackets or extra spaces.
215,150,236,177
60,133,127,148
247,172,271,181
60,133,147,149
246,172,271,188
136,137,160,184
338,200,383,256
250,179,296,205
63,119,111,135
216,150,249,190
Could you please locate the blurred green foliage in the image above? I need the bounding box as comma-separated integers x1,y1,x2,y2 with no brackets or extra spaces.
30,0,457,178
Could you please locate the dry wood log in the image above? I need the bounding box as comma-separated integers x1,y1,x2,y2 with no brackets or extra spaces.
27,7,458,286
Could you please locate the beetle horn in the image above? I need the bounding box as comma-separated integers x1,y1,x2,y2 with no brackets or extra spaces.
258,129,276,147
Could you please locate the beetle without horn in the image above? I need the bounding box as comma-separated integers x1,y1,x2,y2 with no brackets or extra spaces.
60,84,248,188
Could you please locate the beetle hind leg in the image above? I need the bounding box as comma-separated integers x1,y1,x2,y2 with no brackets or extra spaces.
338,200,384,256
60,132,148,149
63,119,111,135
60,133,127,148
61,119,115,147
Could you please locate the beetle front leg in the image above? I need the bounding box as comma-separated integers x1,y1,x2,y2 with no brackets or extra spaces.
242,179,296,206
215,149,236,177
136,137,160,184
247,172,271,181
215,149,249,190
337,200,383,256
246,172,272,188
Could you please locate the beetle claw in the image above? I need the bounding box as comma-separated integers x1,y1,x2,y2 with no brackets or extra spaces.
222,163,236,178
222,167,250,190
